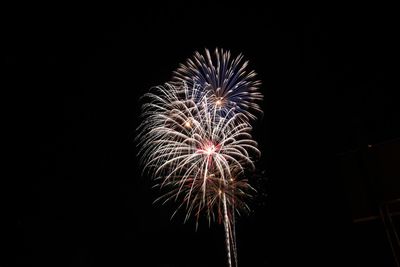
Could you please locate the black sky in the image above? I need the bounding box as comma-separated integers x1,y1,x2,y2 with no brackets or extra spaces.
6,4,399,267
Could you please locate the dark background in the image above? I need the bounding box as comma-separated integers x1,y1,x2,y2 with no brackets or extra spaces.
6,4,399,267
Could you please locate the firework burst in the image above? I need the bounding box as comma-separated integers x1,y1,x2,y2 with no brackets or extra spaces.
136,49,263,267
172,48,263,121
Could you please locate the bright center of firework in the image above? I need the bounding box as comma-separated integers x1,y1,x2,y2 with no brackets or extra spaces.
184,121,191,128
205,144,216,155
197,141,220,157
215,98,223,107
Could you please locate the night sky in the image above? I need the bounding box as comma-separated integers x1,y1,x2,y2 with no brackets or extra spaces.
6,4,399,267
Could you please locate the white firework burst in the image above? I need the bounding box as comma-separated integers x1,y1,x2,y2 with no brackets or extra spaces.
137,84,260,189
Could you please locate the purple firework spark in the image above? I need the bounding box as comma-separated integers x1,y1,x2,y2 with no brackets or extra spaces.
172,48,263,121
